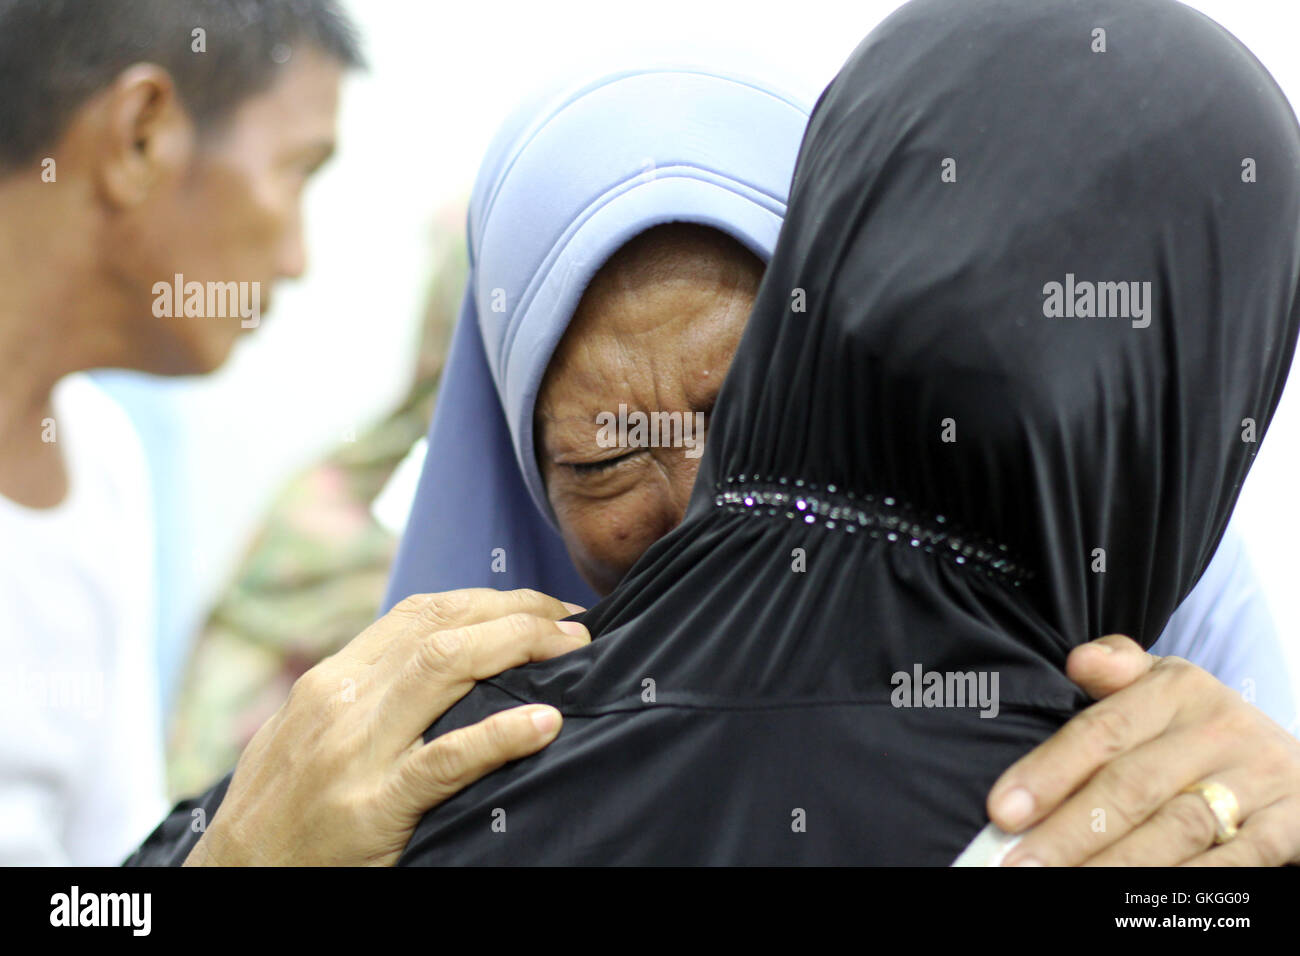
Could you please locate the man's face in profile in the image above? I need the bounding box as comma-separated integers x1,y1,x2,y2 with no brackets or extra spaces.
120,47,344,374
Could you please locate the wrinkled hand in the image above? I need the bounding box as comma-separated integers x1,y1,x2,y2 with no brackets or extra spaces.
987,634,1300,865
184,588,589,866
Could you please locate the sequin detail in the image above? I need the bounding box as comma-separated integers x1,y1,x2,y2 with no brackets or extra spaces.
713,477,1032,587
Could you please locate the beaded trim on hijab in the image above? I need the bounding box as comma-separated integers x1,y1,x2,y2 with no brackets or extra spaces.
714,476,1033,587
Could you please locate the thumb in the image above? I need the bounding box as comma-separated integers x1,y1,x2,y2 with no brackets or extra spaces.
1065,634,1157,700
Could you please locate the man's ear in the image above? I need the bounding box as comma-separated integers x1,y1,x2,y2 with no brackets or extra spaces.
95,63,194,208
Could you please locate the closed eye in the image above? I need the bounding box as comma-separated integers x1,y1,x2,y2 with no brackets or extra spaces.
568,451,637,475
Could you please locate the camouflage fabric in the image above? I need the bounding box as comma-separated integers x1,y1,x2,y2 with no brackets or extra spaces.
166,204,467,797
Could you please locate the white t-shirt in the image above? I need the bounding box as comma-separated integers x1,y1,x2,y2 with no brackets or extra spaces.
0,374,166,865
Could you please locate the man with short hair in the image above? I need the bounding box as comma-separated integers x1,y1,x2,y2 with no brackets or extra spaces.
0,0,364,864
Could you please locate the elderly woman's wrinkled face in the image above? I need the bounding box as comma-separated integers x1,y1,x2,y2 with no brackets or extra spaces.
536,223,764,595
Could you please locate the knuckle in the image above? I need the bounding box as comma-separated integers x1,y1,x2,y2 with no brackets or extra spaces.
1074,705,1136,761
1095,762,1163,826
1164,794,1219,848
392,593,432,618
417,591,472,629
1155,654,1193,673
425,734,473,786
286,667,326,709
396,591,475,630
1216,708,1257,743
1156,655,1207,691
501,612,544,639
419,627,471,676
508,588,550,612
478,713,517,759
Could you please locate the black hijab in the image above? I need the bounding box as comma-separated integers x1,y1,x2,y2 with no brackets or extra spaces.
128,0,1300,866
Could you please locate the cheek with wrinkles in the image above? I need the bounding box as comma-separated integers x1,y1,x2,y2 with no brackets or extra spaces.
565,492,671,570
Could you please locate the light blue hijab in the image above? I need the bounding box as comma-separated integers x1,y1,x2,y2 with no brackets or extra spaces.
382,64,813,610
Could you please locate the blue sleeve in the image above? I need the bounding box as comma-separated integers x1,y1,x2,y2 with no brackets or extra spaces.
1150,519,1297,734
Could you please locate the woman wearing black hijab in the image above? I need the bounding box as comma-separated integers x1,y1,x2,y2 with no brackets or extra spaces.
393,0,1300,865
